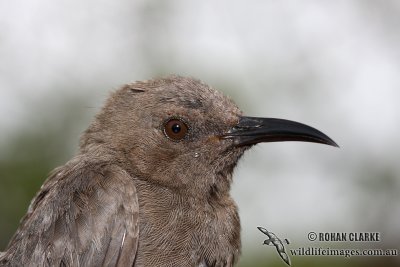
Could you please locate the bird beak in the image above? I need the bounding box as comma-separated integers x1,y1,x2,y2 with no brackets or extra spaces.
222,116,338,147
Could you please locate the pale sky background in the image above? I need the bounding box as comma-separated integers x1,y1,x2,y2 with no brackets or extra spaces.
1,0,399,265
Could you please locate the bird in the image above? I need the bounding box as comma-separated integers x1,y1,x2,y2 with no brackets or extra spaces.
0,76,337,267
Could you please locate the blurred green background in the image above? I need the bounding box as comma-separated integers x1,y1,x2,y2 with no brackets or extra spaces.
0,1,399,266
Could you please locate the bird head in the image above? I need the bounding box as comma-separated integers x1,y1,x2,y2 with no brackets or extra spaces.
81,76,337,198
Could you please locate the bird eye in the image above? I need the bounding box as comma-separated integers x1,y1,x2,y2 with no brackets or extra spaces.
163,118,189,141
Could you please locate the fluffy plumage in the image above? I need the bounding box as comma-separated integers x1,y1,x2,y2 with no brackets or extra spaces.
1,75,336,267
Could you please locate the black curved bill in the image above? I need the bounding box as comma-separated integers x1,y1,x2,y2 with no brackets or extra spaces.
223,116,338,147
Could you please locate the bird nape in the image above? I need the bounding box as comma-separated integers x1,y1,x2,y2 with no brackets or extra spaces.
0,76,337,267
